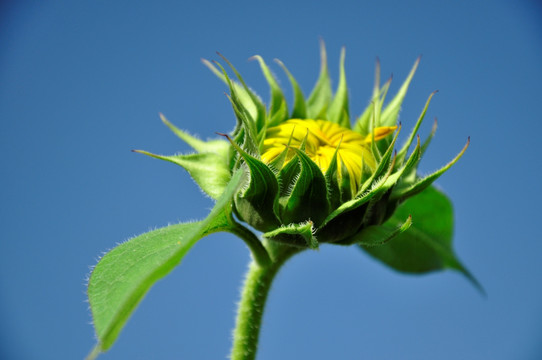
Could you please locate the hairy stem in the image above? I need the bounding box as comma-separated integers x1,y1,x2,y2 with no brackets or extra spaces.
230,242,300,360
226,222,272,268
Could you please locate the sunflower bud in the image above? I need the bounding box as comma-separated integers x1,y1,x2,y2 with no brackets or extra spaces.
142,43,468,250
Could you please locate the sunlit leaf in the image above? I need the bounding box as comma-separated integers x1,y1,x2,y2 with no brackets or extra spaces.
360,186,482,292
87,171,244,355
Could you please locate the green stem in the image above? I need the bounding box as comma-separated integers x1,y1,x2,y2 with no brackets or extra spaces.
230,242,300,360
226,223,272,267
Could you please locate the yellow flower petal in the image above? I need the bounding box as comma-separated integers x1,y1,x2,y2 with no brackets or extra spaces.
262,119,396,195
363,126,398,143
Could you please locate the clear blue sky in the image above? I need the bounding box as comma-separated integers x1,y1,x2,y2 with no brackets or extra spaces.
1,1,541,359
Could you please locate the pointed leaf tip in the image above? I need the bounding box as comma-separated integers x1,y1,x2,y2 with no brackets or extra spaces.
361,185,481,292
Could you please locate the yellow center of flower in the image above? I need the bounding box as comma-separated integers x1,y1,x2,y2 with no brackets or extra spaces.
261,119,396,194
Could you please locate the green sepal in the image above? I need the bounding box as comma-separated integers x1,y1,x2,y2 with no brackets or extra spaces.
251,55,289,126
374,79,393,154
339,157,354,201
327,47,350,128
202,58,262,130
392,137,470,201
133,150,231,200
160,114,230,163
268,126,297,172
324,139,356,208
353,58,382,135
280,149,330,228
321,136,420,230
224,92,259,156
354,75,391,137
322,167,392,230
306,40,332,119
225,135,281,232
263,221,318,249
360,185,483,293
340,214,412,246
216,53,267,132
277,153,301,197
380,56,420,127
213,61,259,155
87,171,245,355
317,152,397,244
420,118,438,159
324,144,342,210
275,59,307,119
267,100,289,128
370,102,383,162
358,124,401,196
395,91,437,166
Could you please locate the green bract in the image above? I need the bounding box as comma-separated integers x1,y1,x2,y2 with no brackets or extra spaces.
86,43,479,359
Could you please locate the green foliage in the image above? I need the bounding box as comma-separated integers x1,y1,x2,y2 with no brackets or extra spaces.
87,171,244,355
360,186,482,291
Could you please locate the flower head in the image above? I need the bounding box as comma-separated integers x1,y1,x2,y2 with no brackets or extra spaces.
87,43,478,359
139,42,468,249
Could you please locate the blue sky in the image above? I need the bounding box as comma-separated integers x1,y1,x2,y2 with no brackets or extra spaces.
1,1,541,359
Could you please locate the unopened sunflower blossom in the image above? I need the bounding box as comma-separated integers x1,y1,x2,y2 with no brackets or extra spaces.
87,42,480,360
139,43,471,252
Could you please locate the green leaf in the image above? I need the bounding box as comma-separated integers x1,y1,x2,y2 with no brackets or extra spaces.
275,59,307,119
360,186,482,291
380,56,420,127
327,47,350,128
132,150,231,200
160,114,230,163
251,55,288,126
345,214,412,246
306,39,332,119
87,171,244,355
263,221,318,249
